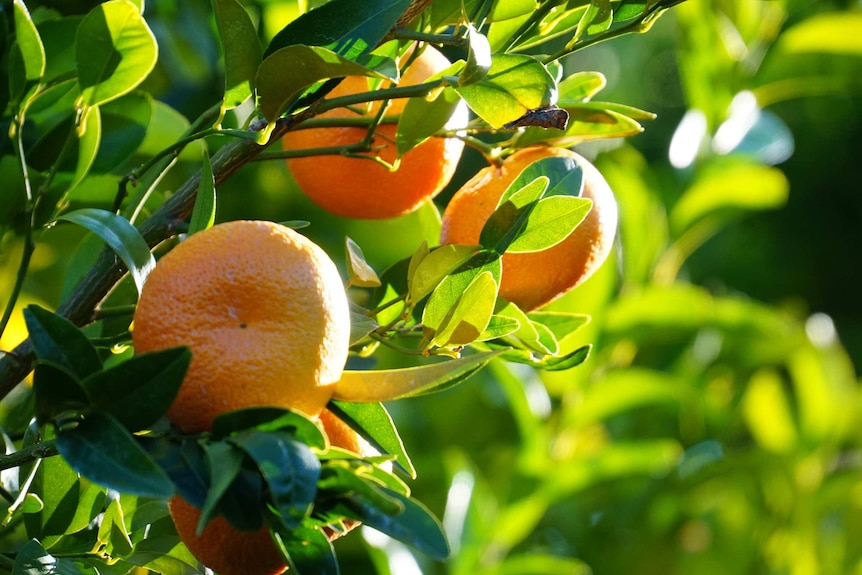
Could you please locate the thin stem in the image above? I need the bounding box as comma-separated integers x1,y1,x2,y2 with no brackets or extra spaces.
391,28,467,46
0,440,58,473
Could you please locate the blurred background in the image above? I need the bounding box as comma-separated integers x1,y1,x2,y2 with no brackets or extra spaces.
3,0,862,573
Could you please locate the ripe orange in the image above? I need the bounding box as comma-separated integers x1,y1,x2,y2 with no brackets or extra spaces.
440,147,618,311
282,45,466,220
132,220,351,433
169,410,373,575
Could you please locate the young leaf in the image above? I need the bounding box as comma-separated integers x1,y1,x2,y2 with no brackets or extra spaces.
55,208,156,294
476,314,521,341
188,149,216,235
82,347,191,432
231,431,321,528
505,195,592,253
408,244,480,304
272,524,340,575
345,488,450,560
328,401,415,478
12,0,45,83
479,177,548,254
24,305,102,379
33,362,89,426
256,45,389,121
346,237,381,288
56,412,174,499
76,0,158,107
455,54,557,129
429,271,498,349
212,0,262,111
331,350,505,402
264,0,412,59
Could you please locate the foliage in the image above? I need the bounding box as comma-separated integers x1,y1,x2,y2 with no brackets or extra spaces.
0,0,860,574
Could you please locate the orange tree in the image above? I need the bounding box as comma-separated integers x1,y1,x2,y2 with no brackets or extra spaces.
2,0,861,574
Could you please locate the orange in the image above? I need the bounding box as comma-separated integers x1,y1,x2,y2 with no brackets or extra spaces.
440,147,618,311
169,410,373,575
282,45,466,220
132,220,351,433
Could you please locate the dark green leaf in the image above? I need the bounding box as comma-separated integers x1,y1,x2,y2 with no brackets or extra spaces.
232,431,321,528
212,0,262,110
328,401,415,478
138,435,209,507
13,0,45,82
56,412,173,498
318,466,403,515
264,0,412,59
198,441,244,533
346,488,449,560
33,362,89,426
212,407,326,450
55,208,156,295
38,17,81,84
12,539,82,575
189,149,216,235
76,0,158,107
92,91,152,173
82,347,191,432
455,54,556,129
24,305,101,379
272,524,339,575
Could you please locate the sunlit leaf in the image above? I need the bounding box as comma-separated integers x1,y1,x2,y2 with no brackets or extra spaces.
775,13,862,57
328,401,415,478
459,26,492,87
408,244,480,304
430,271,498,348
213,0,262,111
506,195,592,253
346,237,381,287
13,0,46,82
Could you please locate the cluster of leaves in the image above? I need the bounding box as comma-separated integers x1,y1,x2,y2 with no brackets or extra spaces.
0,0,687,573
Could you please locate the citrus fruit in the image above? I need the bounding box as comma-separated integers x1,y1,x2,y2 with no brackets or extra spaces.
282,45,466,220
439,147,618,311
169,410,373,575
132,220,351,433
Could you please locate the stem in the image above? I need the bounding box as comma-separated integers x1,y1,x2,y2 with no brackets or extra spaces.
0,440,58,473
391,28,466,46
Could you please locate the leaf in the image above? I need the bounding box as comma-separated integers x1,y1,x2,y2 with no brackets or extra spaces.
455,54,557,129
527,311,590,343
198,442,244,533
137,436,209,507
331,350,504,402
345,237,381,287
346,488,449,560
558,71,607,101
396,84,465,157
92,91,152,173
56,412,174,498
13,0,46,82
76,0,158,107
211,407,326,450
82,347,191,432
23,305,102,379
257,45,388,122
538,344,591,371
73,98,101,190
264,0,412,59
55,208,156,295
272,524,339,575
479,177,549,254
430,271,498,349
506,195,592,253
775,13,862,57
328,401,415,478
212,0,262,111
408,244,480,304
33,362,89,426
459,26,492,87
189,149,216,235
577,0,613,39
476,314,521,341
514,105,646,147
231,431,321,528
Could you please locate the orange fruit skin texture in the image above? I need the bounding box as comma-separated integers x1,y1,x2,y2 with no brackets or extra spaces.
282,46,465,220
440,147,618,312
132,220,351,434
168,411,369,575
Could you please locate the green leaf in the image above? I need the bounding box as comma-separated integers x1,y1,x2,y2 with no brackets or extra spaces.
198,442,244,533
346,237,381,287
396,84,465,157
476,314,521,341
264,0,412,60
558,71,607,101
527,311,590,343
76,0,158,107
498,553,592,575
231,431,320,528
13,0,46,82
82,347,191,432
459,26,492,87
257,45,388,122
496,300,553,355
12,540,74,575
613,0,648,23
56,412,174,498
346,488,449,560
272,524,339,575
430,271,498,348
38,17,81,84
212,0,262,111
455,54,557,129
515,105,646,147
24,305,102,379
539,344,591,371
328,401,415,478
55,208,156,295
92,91,152,173
507,195,592,253
408,244,480,304
70,104,101,191
32,362,89,426
97,498,133,557
211,407,326,450
577,0,613,39
775,13,862,57
479,177,549,253
189,149,216,235
332,350,504,402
